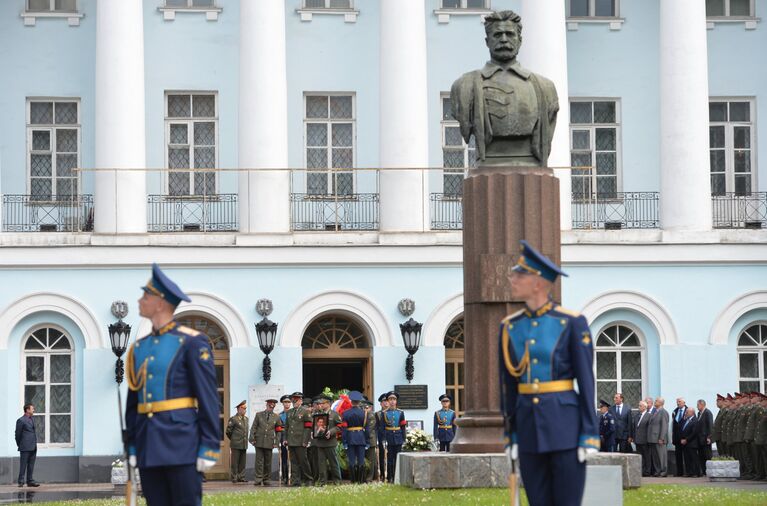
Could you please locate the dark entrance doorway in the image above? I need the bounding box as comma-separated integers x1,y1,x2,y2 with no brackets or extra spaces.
303,360,366,396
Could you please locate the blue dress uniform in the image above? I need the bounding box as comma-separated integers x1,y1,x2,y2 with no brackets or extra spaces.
126,264,221,506
433,394,456,452
599,400,616,452
383,392,407,483
500,241,599,506
375,394,388,481
341,391,370,483
279,395,291,485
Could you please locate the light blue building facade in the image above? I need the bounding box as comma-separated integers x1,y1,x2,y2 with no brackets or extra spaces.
0,0,766,482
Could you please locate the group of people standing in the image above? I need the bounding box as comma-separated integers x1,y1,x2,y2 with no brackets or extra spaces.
598,393,714,477
712,392,767,481
226,390,457,486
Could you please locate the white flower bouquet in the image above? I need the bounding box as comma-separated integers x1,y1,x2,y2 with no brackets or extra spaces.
403,428,435,452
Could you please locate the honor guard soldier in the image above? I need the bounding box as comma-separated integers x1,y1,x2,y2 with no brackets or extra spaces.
362,398,378,482
375,393,389,481
278,395,292,485
341,391,370,483
313,393,343,486
500,241,599,506
226,400,249,483
284,392,313,486
307,396,322,483
126,264,221,506
599,399,616,452
384,391,407,483
433,394,457,452
249,398,282,486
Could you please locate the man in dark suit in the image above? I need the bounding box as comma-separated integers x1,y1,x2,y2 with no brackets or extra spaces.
680,407,700,476
15,404,39,488
672,397,688,476
608,393,633,453
648,397,670,476
633,401,652,476
696,399,714,476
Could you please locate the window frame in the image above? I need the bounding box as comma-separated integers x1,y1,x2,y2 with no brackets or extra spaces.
297,0,359,22
303,92,357,197
25,0,78,12
593,321,646,409
708,98,757,196
163,91,219,197
20,325,75,449
439,0,491,9
26,98,82,200
22,0,83,25
567,0,620,18
736,322,767,394
440,93,473,197
158,0,222,21
569,98,622,200
706,0,756,18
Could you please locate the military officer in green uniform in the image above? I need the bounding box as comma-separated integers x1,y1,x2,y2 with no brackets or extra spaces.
745,393,764,480
307,396,321,483
755,394,767,481
363,399,378,482
284,391,313,486
313,394,343,486
712,394,726,457
734,393,752,479
249,398,282,486
226,400,249,483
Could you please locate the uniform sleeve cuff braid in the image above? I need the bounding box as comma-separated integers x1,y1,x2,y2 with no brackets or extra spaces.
579,435,600,450
198,445,220,461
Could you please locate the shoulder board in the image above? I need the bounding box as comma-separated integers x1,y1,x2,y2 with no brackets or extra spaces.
502,309,526,323
177,325,201,336
554,306,581,318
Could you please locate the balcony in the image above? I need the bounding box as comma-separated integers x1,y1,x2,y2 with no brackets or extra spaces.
290,193,379,231
712,193,767,229
430,193,463,230
2,194,93,232
571,192,660,230
147,194,238,232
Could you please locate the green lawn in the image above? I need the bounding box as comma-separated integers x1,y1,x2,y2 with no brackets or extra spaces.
39,483,767,506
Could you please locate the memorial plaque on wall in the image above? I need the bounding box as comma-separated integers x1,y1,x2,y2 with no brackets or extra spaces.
394,384,428,410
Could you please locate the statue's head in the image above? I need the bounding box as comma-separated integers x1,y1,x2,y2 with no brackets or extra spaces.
484,10,522,63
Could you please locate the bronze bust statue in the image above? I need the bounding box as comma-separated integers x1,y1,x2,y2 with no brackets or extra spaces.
451,10,559,168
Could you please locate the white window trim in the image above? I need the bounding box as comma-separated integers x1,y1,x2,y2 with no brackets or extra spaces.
593,321,647,406
736,321,767,394
163,92,219,197
303,92,357,196
158,0,222,21
709,97,757,195
566,0,624,31
297,0,359,23
26,98,82,199
21,0,83,26
569,97,623,198
707,0,759,29
434,0,492,24
20,324,75,449
440,92,471,195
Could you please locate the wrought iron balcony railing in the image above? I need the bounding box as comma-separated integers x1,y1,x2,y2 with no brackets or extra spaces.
712,193,767,229
571,192,660,230
290,193,379,231
147,194,238,232
430,193,463,230
2,194,94,232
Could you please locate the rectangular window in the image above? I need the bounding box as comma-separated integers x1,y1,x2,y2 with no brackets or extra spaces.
304,93,355,196
27,99,80,200
165,93,217,196
709,99,755,195
165,0,216,7
568,0,618,17
570,99,620,199
26,0,78,12
440,0,490,9
706,0,754,17
303,0,353,8
441,94,475,196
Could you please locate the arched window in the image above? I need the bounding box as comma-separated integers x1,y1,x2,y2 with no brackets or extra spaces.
594,323,644,408
737,323,767,393
302,315,370,350
444,317,465,416
22,327,74,446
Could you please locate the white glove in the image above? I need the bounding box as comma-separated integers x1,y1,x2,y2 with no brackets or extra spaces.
505,443,518,464
577,447,598,463
128,455,137,468
196,457,216,473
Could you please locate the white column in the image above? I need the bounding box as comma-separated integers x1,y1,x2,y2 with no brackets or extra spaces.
660,0,712,231
519,0,572,230
238,0,290,234
94,0,146,234
379,0,429,233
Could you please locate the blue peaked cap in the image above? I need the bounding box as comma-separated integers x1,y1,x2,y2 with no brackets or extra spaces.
348,391,364,402
141,263,191,307
511,240,567,283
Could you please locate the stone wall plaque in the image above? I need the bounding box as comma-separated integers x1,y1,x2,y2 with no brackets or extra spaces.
394,384,428,410
479,254,516,303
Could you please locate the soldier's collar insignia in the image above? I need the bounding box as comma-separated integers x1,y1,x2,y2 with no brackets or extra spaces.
581,332,592,345
199,347,211,361
153,320,177,336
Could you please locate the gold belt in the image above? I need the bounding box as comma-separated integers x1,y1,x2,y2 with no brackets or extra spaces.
346,427,364,431
138,397,197,414
385,427,401,431
518,379,574,395
438,425,453,429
